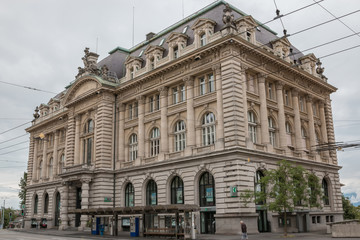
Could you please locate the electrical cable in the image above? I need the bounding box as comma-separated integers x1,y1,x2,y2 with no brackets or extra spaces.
0,80,57,95
0,122,31,135
313,0,360,39
0,147,28,156
0,133,28,145
0,141,29,151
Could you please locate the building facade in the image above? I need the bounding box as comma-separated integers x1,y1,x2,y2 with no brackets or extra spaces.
24,1,343,235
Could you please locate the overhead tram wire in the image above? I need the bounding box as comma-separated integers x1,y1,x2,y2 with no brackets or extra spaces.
0,141,29,151
313,0,360,39
0,133,28,145
0,80,57,95
273,0,288,36
0,121,31,135
0,147,28,156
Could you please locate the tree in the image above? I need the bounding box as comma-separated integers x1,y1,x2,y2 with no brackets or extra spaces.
342,195,360,220
2,208,18,228
253,160,322,236
18,172,27,208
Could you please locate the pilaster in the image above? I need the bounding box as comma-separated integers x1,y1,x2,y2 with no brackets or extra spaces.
52,130,59,179
184,77,195,155
306,95,317,156
118,103,125,168
137,95,145,165
292,89,303,152
159,87,169,159
59,182,69,230
276,81,287,150
319,101,330,161
213,64,224,150
31,138,38,182
258,74,270,148
324,96,337,164
41,136,47,179
74,114,81,165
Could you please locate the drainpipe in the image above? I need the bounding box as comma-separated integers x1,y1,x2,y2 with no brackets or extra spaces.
113,93,118,236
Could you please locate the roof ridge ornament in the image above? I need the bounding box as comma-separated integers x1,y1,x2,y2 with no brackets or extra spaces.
222,3,236,29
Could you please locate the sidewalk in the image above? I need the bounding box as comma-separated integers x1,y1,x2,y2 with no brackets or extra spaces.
10,228,359,240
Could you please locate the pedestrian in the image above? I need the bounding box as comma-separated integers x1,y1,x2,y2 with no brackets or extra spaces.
240,220,248,240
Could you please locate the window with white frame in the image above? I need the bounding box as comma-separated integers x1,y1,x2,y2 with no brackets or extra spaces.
82,119,94,165
150,128,160,156
284,90,290,106
200,32,206,46
129,134,138,161
130,67,134,79
149,94,160,112
202,112,216,146
180,85,185,102
128,104,133,120
313,103,318,116
199,74,214,96
268,117,276,147
174,121,186,151
246,31,252,42
172,87,179,104
248,111,257,143
268,82,274,100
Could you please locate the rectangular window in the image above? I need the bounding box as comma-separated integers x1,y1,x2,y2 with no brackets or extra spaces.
134,102,138,118
313,104,317,116
180,85,185,102
312,216,316,224
86,138,92,164
155,94,160,110
200,77,206,95
284,90,289,106
246,32,251,41
173,87,178,104
174,46,178,59
268,82,273,99
149,97,154,112
299,96,305,112
208,74,214,93
128,104,133,120
200,33,206,46
317,216,321,223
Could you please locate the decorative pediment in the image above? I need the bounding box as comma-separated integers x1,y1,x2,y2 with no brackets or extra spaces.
271,37,291,48
299,53,317,62
63,77,101,105
235,15,257,28
191,18,216,30
144,45,165,56
124,56,143,67
166,32,189,45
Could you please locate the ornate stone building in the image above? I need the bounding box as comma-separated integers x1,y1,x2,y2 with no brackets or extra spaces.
24,1,343,236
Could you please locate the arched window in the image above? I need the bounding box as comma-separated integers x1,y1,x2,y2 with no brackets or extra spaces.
268,117,276,146
39,160,43,179
202,113,216,146
171,176,184,204
255,171,265,205
48,157,53,178
129,134,138,161
200,32,206,46
146,180,157,206
150,128,160,156
125,183,135,207
44,193,49,213
34,194,38,214
199,172,215,207
174,121,186,152
55,192,61,226
322,178,330,205
83,119,94,164
248,111,257,143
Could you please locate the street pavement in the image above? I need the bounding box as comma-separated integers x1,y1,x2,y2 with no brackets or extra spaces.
1,229,360,240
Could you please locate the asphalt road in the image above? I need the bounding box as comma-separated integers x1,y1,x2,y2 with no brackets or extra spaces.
1,229,360,240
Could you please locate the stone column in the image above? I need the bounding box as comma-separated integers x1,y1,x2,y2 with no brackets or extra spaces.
319,101,330,160
137,96,145,165
74,115,81,165
41,136,47,179
242,71,250,147
213,64,224,150
276,81,287,150
184,76,195,155
306,95,317,155
258,75,270,147
292,89,303,152
79,178,91,231
59,182,69,230
32,139,38,182
52,130,59,179
159,87,169,160
118,103,125,168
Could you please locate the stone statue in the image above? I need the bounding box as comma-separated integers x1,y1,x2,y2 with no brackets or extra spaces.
316,59,324,75
33,106,40,119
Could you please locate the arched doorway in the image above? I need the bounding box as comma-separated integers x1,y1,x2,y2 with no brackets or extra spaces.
199,172,215,234
54,192,61,227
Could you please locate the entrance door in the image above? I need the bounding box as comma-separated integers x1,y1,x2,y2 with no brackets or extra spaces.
200,212,215,234
257,210,269,232
54,192,61,226
75,187,82,227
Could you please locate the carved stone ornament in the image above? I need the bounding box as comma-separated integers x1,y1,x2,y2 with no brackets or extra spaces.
33,106,40,119
316,59,324,75
222,3,236,28
75,47,113,81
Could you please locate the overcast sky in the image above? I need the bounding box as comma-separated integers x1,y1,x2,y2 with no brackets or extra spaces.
0,0,359,209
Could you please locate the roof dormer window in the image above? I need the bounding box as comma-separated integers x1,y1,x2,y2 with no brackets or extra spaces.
200,33,206,46
174,46,179,59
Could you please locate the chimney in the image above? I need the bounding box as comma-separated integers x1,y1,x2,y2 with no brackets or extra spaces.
146,32,156,41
